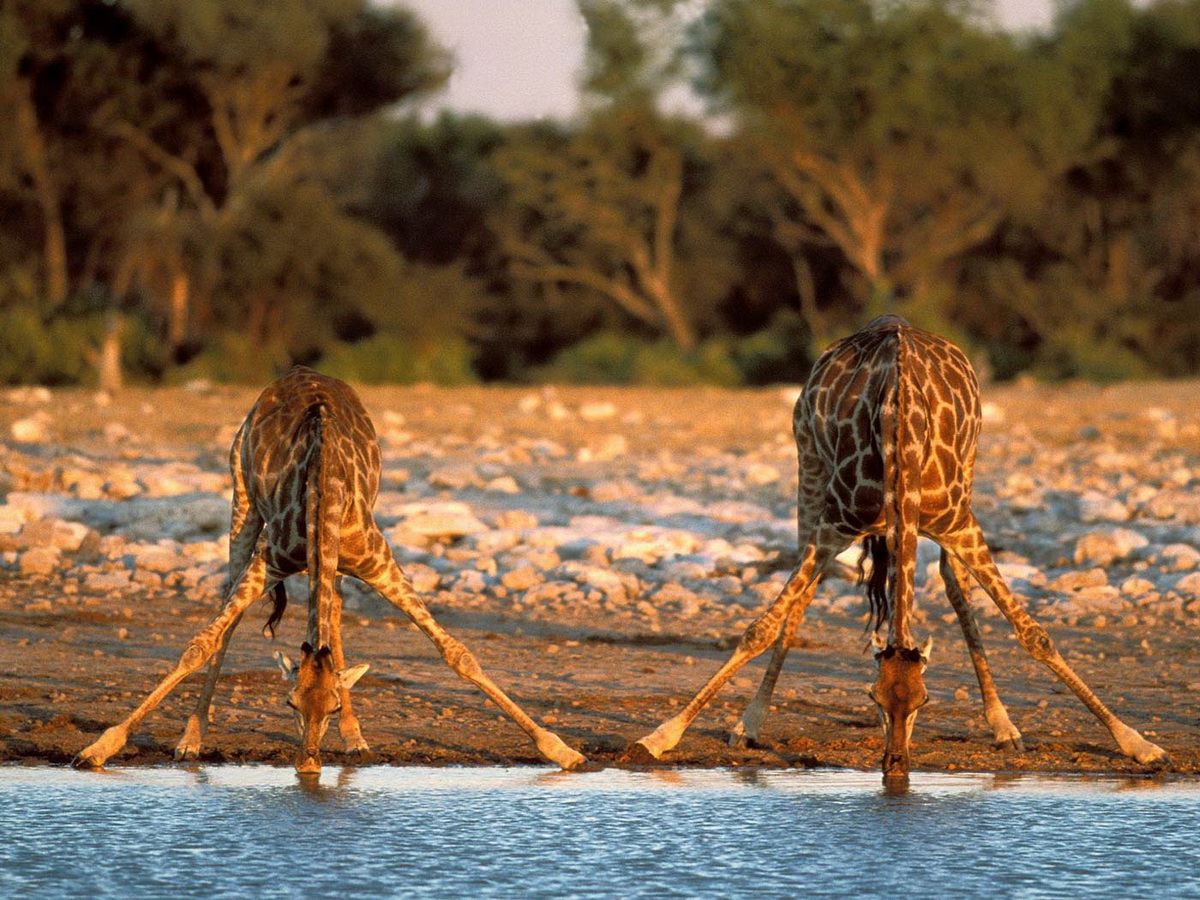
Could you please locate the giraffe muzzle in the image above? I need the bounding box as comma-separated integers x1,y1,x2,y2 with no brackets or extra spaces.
295,751,322,775
881,749,910,777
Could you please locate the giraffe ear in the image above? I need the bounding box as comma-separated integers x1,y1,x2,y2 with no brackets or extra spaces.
276,651,297,682
918,635,934,664
871,632,887,653
338,663,369,692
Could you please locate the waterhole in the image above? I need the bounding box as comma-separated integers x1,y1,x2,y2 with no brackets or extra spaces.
3,766,1198,898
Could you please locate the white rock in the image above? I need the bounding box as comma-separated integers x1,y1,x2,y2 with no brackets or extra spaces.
485,476,521,494
19,546,62,575
578,401,618,421
1049,568,1108,592
396,503,488,539
1078,491,1130,523
16,518,90,552
11,416,48,442
1073,528,1149,566
83,570,132,592
981,401,1005,423
579,434,627,462
745,463,781,486
1174,572,1200,598
1158,544,1200,572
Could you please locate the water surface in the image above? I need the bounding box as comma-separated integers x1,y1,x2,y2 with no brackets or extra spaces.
3,766,1198,898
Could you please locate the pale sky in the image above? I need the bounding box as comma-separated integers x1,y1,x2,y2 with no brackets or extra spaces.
398,0,1056,122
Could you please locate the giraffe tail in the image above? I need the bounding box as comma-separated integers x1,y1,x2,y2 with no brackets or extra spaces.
305,404,345,651
876,328,924,644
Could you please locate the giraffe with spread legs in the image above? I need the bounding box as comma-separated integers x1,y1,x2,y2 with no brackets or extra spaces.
624,315,1168,776
74,366,586,773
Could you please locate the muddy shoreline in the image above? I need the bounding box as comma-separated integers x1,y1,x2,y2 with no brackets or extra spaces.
1,381,1197,775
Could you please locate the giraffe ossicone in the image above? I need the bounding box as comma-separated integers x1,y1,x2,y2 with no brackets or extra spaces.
624,315,1168,775
73,366,586,773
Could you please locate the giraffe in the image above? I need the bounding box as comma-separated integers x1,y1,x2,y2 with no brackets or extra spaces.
624,315,1168,776
73,366,586,773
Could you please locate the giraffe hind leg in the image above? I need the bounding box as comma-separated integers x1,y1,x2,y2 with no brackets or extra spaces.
938,548,1023,751
947,518,1168,767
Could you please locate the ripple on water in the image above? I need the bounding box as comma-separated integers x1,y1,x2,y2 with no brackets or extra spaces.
2,767,1198,899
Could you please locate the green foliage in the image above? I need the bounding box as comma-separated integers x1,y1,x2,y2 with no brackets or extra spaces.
4,0,1200,385
169,332,291,385
0,307,101,385
320,334,478,386
536,332,741,386
728,310,813,384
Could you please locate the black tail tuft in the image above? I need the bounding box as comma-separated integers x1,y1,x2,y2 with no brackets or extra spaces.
262,583,288,639
859,535,890,633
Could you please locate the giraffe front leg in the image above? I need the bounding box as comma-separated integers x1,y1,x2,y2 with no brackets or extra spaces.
74,556,272,769
361,552,585,770
949,520,1168,767
938,549,1024,751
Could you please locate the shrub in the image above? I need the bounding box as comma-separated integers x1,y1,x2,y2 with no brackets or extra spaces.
535,332,742,386
320,333,478,385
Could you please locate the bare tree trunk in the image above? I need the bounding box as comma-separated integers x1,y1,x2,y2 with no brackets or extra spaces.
98,312,125,393
15,87,68,308
168,271,190,349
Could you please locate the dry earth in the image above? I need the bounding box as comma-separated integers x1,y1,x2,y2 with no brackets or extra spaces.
1,378,1198,777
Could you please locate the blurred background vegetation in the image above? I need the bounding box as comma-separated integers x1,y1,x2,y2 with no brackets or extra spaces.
2,0,1199,387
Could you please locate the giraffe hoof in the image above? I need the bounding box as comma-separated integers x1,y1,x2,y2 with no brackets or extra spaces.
728,729,764,750
1137,745,1171,769
617,741,661,765
344,746,375,765
995,737,1025,754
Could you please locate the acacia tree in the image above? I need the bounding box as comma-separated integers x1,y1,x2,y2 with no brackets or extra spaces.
491,0,717,352
101,0,449,372
692,0,1029,337
494,110,699,350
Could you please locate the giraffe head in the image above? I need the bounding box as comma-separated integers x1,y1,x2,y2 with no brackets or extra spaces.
276,643,368,775
869,634,932,778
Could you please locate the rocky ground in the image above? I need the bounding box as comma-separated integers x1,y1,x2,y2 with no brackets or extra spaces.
0,378,1197,776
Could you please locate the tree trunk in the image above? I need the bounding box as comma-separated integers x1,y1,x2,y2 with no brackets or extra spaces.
15,86,69,308
168,271,190,349
98,312,125,393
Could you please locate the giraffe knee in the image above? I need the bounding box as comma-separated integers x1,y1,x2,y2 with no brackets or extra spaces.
739,618,779,657
442,639,483,682
180,639,213,672
1022,622,1055,662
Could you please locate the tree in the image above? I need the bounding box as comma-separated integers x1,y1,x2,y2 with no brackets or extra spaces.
491,0,724,352
692,0,1028,336
94,0,447,374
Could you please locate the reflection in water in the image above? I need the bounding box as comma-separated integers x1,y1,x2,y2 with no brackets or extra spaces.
880,774,911,799
3,766,1199,898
